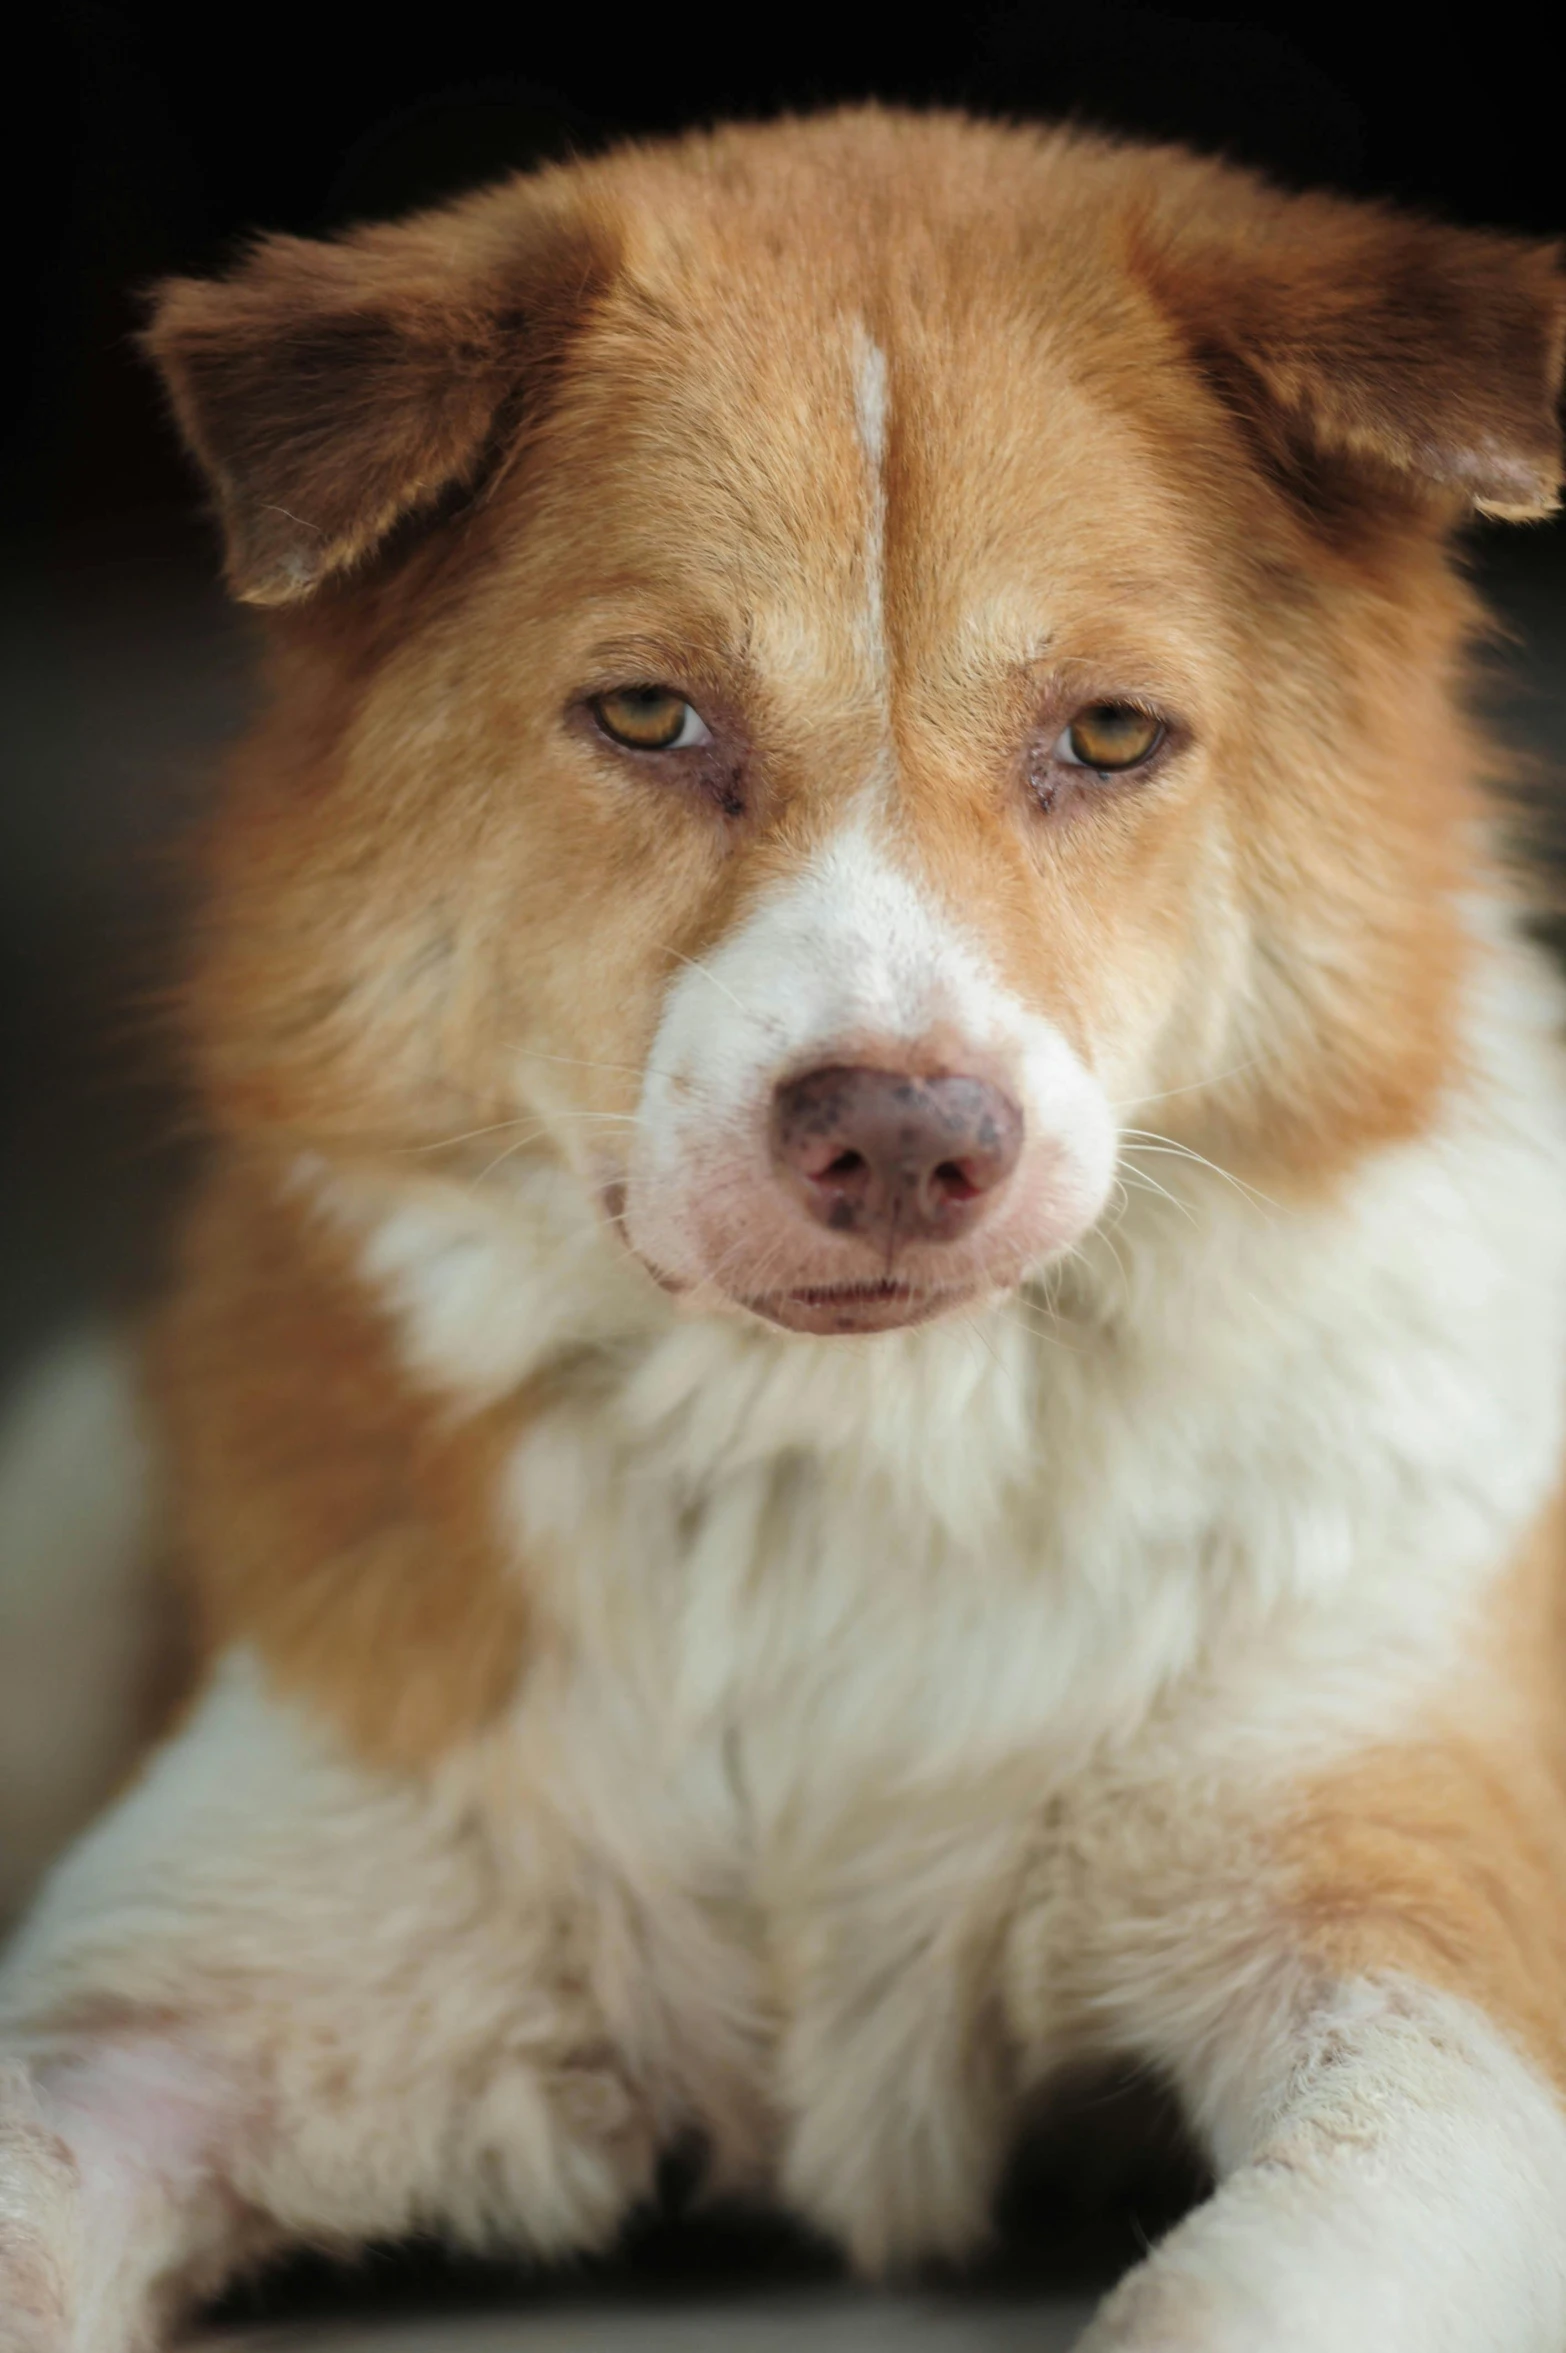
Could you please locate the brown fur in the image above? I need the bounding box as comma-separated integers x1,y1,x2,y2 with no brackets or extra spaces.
153,1156,531,1764
1282,1490,1566,2087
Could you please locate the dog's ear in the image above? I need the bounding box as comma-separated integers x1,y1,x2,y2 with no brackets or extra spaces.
145,188,611,605
1132,172,1566,521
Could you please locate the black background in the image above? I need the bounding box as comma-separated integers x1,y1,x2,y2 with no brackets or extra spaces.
11,0,1566,554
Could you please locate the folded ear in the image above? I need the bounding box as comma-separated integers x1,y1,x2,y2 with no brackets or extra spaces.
145,186,611,605
1131,168,1566,522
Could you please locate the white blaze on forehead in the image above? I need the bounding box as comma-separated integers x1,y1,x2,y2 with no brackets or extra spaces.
851,325,890,691
853,331,889,480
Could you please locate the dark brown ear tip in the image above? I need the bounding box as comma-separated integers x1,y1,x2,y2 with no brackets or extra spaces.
221,506,341,606
227,553,330,608
1453,432,1564,522
1472,484,1562,524
138,266,233,354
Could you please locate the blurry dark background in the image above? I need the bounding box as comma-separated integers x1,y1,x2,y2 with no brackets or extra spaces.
4,0,1565,1376
0,3,1562,2332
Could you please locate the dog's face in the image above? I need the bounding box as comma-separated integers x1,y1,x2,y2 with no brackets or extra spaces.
151,113,1564,1335
448,259,1229,1335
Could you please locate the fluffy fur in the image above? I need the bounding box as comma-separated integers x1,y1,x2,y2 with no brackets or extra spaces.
3,106,1566,2350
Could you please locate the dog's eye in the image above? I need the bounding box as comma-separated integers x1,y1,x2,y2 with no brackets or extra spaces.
1055,704,1165,773
593,688,711,752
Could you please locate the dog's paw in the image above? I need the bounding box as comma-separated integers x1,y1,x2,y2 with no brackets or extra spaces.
1073,2265,1238,2352
0,2060,81,2353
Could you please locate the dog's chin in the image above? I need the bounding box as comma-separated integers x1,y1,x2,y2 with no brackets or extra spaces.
737,1277,993,1337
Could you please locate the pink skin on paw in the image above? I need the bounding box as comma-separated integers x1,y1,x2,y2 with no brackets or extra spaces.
0,2036,232,2351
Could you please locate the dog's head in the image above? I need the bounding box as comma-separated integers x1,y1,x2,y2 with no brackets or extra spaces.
149,112,1565,1335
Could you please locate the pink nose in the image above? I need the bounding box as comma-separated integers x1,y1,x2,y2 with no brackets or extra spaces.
772,1066,1024,1246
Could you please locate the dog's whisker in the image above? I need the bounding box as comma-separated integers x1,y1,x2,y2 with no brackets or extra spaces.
1119,1131,1278,1214
509,1046,696,1091
1109,1053,1271,1113
397,1110,647,1158
1114,1164,1200,1226
659,946,760,1022
468,1113,647,1185
1003,1299,1083,1356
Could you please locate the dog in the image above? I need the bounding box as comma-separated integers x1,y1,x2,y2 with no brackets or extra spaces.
2,103,1565,2351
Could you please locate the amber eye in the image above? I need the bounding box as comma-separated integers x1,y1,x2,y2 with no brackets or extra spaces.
592,687,711,752
1057,703,1165,773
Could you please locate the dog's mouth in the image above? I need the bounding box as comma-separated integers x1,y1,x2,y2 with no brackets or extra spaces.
740,1277,981,1336
606,1183,986,1331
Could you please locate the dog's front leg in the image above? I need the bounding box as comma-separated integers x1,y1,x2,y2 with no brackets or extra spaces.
0,1655,662,2352
1077,1971,1566,2353
1062,1713,1566,2353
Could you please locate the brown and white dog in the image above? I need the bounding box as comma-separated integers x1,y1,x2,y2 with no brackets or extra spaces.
3,105,1566,2351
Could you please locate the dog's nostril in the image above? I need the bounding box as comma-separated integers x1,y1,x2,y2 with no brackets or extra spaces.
773,1065,1023,1245
933,1160,980,1202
